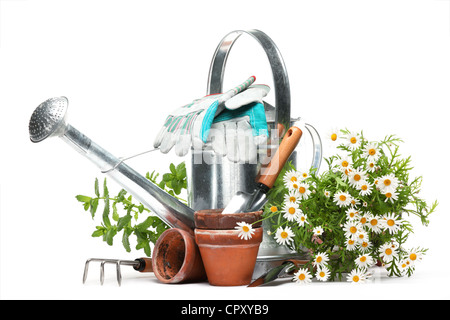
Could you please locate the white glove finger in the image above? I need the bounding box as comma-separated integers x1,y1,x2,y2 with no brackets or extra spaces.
175,134,191,156
225,121,239,162
153,117,173,148
209,122,227,156
160,132,177,153
225,84,270,110
237,120,257,163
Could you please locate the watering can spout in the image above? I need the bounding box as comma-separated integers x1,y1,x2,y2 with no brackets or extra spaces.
29,96,195,234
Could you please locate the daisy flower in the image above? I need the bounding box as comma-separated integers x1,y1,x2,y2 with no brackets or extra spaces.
335,156,353,172
398,259,410,274
357,212,370,227
341,167,353,182
367,214,383,234
333,191,352,207
296,212,308,227
384,190,399,203
313,226,324,236
235,222,255,240
379,243,399,263
327,127,340,143
345,131,361,150
282,201,301,222
355,253,375,270
284,189,300,204
346,208,359,221
298,171,310,180
313,252,329,268
405,249,424,266
323,190,331,198
343,221,361,239
378,174,399,192
316,268,331,282
357,180,373,196
348,169,367,188
366,159,377,173
363,142,381,161
283,169,301,186
293,268,312,284
381,212,403,234
297,182,311,200
287,180,300,191
274,226,294,245
347,268,369,284
355,229,369,244
358,240,373,253
345,238,357,251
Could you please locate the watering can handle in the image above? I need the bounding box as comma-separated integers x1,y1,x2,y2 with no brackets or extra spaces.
206,29,322,171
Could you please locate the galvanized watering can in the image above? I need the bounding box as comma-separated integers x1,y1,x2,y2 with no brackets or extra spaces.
28,29,322,280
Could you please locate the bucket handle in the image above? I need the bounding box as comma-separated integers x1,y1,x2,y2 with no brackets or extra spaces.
206,29,322,171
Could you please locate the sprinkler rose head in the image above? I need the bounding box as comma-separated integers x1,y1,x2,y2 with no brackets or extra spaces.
29,96,69,143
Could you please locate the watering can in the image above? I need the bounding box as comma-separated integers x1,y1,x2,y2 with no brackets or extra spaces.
28,29,322,281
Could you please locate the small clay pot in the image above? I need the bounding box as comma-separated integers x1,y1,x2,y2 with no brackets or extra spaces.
152,228,207,284
194,227,263,286
194,208,263,230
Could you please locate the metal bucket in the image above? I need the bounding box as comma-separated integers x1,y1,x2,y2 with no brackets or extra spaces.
186,30,323,271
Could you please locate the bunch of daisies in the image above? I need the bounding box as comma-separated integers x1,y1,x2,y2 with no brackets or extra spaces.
248,128,437,284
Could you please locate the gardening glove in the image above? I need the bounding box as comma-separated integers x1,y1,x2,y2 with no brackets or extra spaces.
208,87,269,163
153,76,255,156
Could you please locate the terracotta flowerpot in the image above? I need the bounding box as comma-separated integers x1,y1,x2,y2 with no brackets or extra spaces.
152,228,207,284
195,227,263,286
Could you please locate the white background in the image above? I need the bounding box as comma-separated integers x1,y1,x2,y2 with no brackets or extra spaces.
1,0,449,300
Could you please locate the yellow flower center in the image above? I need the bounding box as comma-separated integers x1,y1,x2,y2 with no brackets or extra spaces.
350,137,357,144
410,253,417,261
387,219,395,226
369,149,376,156
300,216,305,221
302,173,308,178
384,179,391,186
360,217,367,224
361,241,368,248
354,174,361,181
353,275,360,282
386,192,393,198
299,273,306,281
385,248,392,255
339,195,347,202
299,186,306,194
369,163,375,168
370,219,378,226
288,207,296,214
316,256,322,263
291,176,297,182
319,271,326,277
360,256,367,262
350,226,357,234
280,231,288,239
289,196,296,202
361,185,368,191
292,183,299,189
242,226,249,232
342,161,349,167
270,206,278,212
348,239,355,245
331,133,337,141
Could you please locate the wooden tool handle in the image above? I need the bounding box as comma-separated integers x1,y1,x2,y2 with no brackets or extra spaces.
134,258,153,273
258,126,303,189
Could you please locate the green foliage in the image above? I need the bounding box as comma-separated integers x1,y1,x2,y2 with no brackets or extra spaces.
264,129,437,281
75,162,188,257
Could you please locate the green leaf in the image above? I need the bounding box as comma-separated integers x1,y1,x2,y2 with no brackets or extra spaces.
91,228,105,237
76,195,91,203
90,198,99,218
176,162,186,179
102,196,111,228
137,216,154,232
94,178,100,198
103,178,109,198
112,202,119,221
122,228,131,252
105,226,117,246
117,214,132,231
170,163,176,175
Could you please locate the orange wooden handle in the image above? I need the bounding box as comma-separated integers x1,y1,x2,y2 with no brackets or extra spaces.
257,126,303,189
135,258,153,273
